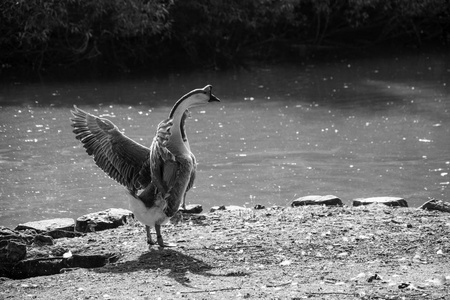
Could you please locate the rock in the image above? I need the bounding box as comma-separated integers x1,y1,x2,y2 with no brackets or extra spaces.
15,218,75,232
4,253,120,279
210,205,251,212
419,198,450,213
0,226,16,236
76,208,133,232
179,204,203,214
291,195,343,207
0,227,34,245
353,197,408,207
181,214,207,224
254,204,266,209
45,230,85,239
51,247,69,257
69,253,120,268
33,234,54,246
0,240,27,263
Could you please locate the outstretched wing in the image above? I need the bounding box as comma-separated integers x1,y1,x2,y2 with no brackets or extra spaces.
70,105,151,192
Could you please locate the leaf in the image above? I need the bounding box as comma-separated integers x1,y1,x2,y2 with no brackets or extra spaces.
63,250,72,259
279,260,292,266
350,272,366,281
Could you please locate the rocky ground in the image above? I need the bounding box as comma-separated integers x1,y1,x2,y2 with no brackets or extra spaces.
1,205,450,300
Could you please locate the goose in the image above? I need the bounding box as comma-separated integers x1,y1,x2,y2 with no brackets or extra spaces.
70,85,220,247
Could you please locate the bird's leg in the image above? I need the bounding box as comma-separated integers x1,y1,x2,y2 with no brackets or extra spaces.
155,224,164,247
181,193,187,210
154,224,177,248
146,225,156,246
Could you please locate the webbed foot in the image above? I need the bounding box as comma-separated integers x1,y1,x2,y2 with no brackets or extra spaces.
157,239,177,248
154,224,177,248
157,235,165,247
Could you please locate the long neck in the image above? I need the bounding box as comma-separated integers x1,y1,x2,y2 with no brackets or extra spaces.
166,107,190,156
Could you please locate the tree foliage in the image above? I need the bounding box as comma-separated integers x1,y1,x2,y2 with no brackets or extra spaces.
0,0,448,73
0,0,172,70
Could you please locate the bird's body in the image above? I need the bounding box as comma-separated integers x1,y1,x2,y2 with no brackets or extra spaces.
70,85,219,247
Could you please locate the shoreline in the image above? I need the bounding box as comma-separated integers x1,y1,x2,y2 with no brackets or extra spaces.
1,203,450,299
5,195,447,234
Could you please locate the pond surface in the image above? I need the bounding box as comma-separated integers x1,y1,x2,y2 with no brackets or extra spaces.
1,51,449,228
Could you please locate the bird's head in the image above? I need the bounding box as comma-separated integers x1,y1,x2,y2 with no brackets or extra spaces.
169,85,220,119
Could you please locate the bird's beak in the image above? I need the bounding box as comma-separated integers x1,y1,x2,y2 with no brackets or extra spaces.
203,85,220,103
209,93,220,103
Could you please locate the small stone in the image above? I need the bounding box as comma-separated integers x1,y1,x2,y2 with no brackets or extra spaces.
353,197,408,207
183,214,207,222
210,205,251,212
279,260,292,266
51,247,68,257
291,195,342,207
179,204,203,214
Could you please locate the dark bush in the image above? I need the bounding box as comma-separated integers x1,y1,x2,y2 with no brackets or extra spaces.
0,0,172,71
0,0,448,73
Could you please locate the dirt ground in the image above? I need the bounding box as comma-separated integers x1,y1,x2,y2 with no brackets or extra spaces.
1,205,449,300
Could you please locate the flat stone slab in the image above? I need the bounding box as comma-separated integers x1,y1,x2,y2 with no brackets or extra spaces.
15,218,75,232
2,252,120,279
45,230,85,239
179,204,203,214
210,205,251,212
419,199,450,213
291,195,343,207
353,197,408,207
76,208,133,232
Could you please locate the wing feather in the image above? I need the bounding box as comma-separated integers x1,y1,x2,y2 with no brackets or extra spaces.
70,105,150,192
186,154,196,193
149,137,172,194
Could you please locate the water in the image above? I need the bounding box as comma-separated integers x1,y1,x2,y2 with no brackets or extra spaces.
1,51,449,228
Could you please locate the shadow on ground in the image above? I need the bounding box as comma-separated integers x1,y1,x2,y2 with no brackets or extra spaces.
93,248,246,286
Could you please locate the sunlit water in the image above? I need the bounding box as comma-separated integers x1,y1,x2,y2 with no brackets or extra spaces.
1,52,449,228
